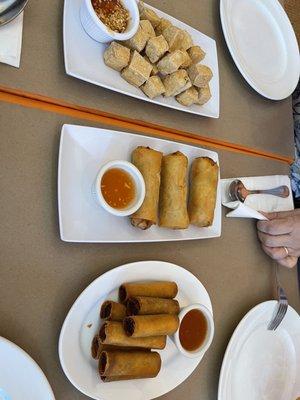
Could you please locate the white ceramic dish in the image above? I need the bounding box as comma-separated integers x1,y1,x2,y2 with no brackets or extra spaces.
58,124,221,243
59,260,213,400
63,0,220,118
0,336,55,400
220,0,300,100
218,301,300,400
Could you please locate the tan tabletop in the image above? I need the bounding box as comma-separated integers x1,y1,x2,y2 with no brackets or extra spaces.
0,101,299,399
0,0,294,158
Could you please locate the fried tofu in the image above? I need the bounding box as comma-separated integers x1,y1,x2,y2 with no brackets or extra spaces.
155,18,172,36
145,35,169,63
121,51,152,87
141,76,165,99
103,41,130,72
163,70,192,97
187,64,213,88
124,26,149,52
187,46,206,64
197,84,212,105
180,30,193,51
162,26,183,51
157,50,185,74
140,19,156,39
176,86,198,106
138,1,161,28
181,50,192,68
143,55,159,75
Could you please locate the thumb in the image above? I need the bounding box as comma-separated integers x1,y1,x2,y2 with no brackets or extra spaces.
263,210,298,220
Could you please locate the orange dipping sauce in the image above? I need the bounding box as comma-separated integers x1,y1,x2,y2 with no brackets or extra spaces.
179,309,207,351
101,168,136,209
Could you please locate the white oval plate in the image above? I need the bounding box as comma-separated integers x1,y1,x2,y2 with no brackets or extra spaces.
218,301,300,400
0,336,55,400
220,0,300,100
58,261,213,400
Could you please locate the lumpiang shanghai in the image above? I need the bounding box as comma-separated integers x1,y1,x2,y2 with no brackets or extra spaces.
0,0,300,399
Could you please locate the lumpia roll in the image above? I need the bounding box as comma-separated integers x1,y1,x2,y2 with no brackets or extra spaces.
188,157,219,227
131,147,163,230
92,338,151,359
100,301,126,321
124,315,179,337
127,296,180,316
159,151,189,229
99,350,161,378
99,321,166,349
92,335,101,359
119,281,178,302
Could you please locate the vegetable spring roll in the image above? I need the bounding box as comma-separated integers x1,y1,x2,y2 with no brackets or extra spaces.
99,351,161,379
92,337,150,360
99,321,166,349
159,151,189,229
124,315,179,337
100,301,126,321
127,296,180,315
131,147,163,230
188,157,219,227
119,281,178,302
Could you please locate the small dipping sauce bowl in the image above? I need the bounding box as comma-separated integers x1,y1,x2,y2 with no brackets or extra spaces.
93,160,145,217
174,303,214,358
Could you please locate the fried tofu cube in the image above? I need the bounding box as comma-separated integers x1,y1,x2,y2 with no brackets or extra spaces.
155,18,172,36
140,19,156,39
103,41,130,72
181,51,192,68
197,84,212,105
144,56,159,75
162,26,183,51
124,26,149,52
138,1,161,28
187,45,206,64
180,30,193,50
187,64,213,88
176,86,198,106
157,50,185,74
145,35,169,63
121,51,152,87
141,76,165,99
163,70,192,97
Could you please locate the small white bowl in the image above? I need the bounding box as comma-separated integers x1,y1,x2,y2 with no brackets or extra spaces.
80,0,140,43
92,160,145,217
174,304,214,359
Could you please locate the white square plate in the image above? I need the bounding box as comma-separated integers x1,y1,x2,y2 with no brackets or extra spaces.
58,124,221,242
63,0,220,118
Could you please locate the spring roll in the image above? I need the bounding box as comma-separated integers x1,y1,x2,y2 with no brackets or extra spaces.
127,296,180,315
159,151,189,229
92,336,150,360
119,281,178,302
99,321,166,349
99,350,161,379
131,147,163,230
100,301,126,321
188,157,219,227
124,315,179,337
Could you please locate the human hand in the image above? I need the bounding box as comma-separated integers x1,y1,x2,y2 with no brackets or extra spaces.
257,209,300,268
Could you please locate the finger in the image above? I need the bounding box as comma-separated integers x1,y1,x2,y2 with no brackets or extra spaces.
263,209,300,220
257,231,290,248
277,256,298,269
261,245,289,261
257,217,294,235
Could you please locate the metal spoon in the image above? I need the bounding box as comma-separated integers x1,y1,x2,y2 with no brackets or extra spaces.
229,179,290,202
0,0,28,27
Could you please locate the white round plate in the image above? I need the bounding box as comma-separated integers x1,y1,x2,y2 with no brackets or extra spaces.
0,336,55,400
58,261,213,400
218,301,300,400
220,0,300,100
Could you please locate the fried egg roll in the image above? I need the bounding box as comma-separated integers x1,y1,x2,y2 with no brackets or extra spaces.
92,336,150,360
119,281,178,302
188,157,219,227
124,314,179,337
131,146,163,230
127,296,180,315
99,351,161,379
100,301,126,321
159,151,189,229
99,321,166,349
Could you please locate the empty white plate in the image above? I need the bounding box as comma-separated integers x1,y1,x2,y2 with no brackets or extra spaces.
218,301,300,400
220,0,300,100
0,336,55,400
58,260,213,400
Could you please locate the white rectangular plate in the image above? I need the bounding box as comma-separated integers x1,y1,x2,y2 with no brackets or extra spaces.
63,0,220,118
58,124,221,242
